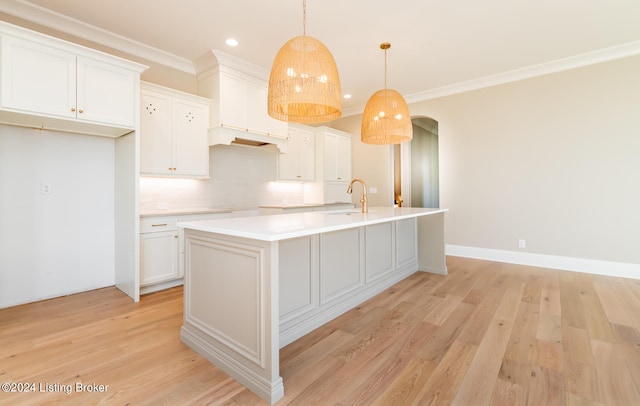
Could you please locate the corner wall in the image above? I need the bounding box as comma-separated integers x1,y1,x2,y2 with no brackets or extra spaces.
0,126,116,308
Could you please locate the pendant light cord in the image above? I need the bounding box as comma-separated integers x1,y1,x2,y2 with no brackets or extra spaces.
384,47,387,90
303,0,307,36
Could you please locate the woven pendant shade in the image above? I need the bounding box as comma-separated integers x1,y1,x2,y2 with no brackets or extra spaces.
268,1,342,123
268,35,342,123
361,43,412,144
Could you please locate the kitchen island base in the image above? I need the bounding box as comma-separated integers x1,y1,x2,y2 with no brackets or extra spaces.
179,208,447,404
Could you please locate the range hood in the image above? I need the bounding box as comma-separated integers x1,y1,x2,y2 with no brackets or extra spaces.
209,124,290,153
196,49,290,153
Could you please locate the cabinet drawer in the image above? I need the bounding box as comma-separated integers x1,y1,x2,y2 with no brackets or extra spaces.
140,216,178,233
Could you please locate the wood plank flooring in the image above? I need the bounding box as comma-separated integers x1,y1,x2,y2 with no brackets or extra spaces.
1,256,639,405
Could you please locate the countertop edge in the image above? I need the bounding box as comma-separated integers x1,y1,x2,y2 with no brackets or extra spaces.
179,208,448,242
140,208,234,218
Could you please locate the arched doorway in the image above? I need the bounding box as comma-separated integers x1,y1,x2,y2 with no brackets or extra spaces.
394,116,439,208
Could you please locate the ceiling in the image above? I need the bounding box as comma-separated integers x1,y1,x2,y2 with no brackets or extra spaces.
2,0,640,116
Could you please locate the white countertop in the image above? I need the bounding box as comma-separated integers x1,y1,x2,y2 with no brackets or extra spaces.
140,208,233,217
258,203,354,209
178,207,448,242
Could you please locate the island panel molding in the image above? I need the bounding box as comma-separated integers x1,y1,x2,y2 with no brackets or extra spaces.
319,227,365,306
181,232,283,403
279,235,319,324
365,221,396,284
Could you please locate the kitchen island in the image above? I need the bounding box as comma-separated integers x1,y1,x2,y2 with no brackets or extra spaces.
178,207,447,404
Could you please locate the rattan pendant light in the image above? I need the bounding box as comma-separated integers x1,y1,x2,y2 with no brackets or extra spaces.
268,0,342,123
361,43,412,144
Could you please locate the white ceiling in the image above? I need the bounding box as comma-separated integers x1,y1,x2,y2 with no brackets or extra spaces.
2,0,640,116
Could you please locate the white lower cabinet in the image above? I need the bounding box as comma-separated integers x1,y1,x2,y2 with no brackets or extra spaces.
140,217,179,289
140,212,230,294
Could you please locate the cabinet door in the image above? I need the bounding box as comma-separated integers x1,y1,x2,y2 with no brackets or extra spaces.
245,80,267,134
323,132,339,180
336,134,352,181
245,80,287,137
278,128,299,180
322,131,351,181
219,72,246,129
0,35,76,118
76,56,136,127
172,98,209,177
140,90,173,175
140,230,179,285
279,127,315,181
298,128,315,180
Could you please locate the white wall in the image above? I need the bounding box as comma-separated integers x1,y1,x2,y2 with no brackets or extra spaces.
332,55,640,274
0,126,116,308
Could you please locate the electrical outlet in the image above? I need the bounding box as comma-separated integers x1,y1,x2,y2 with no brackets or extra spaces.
41,182,52,195
518,239,526,249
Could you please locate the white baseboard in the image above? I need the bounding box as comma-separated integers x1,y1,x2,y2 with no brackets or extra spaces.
446,244,640,280
140,278,183,295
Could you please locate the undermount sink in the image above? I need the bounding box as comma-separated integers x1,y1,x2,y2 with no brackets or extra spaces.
325,209,372,215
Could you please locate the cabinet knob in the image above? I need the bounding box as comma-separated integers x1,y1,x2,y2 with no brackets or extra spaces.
174,235,178,239
70,107,76,112
78,109,84,114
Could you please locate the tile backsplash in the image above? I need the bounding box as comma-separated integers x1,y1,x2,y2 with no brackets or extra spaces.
140,144,305,211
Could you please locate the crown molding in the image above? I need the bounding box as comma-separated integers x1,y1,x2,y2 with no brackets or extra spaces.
343,40,640,117
0,0,195,74
3,0,640,106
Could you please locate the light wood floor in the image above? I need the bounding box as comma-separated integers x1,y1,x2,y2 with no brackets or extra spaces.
1,256,640,405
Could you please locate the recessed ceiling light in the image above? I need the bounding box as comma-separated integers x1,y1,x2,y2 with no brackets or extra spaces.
343,94,352,99
225,38,239,47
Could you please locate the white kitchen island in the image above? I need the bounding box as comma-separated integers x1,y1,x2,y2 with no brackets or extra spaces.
178,207,448,404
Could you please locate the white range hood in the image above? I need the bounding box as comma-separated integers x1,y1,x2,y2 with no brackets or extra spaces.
195,50,290,153
210,124,289,151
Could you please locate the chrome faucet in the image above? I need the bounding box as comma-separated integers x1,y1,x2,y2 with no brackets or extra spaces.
347,178,368,213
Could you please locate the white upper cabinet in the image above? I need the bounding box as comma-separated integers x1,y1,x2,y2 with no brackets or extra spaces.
218,70,246,129
196,50,289,151
319,127,352,182
303,127,352,204
278,124,315,181
140,82,210,178
0,21,146,137
75,56,137,127
1,36,76,119
208,67,288,138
